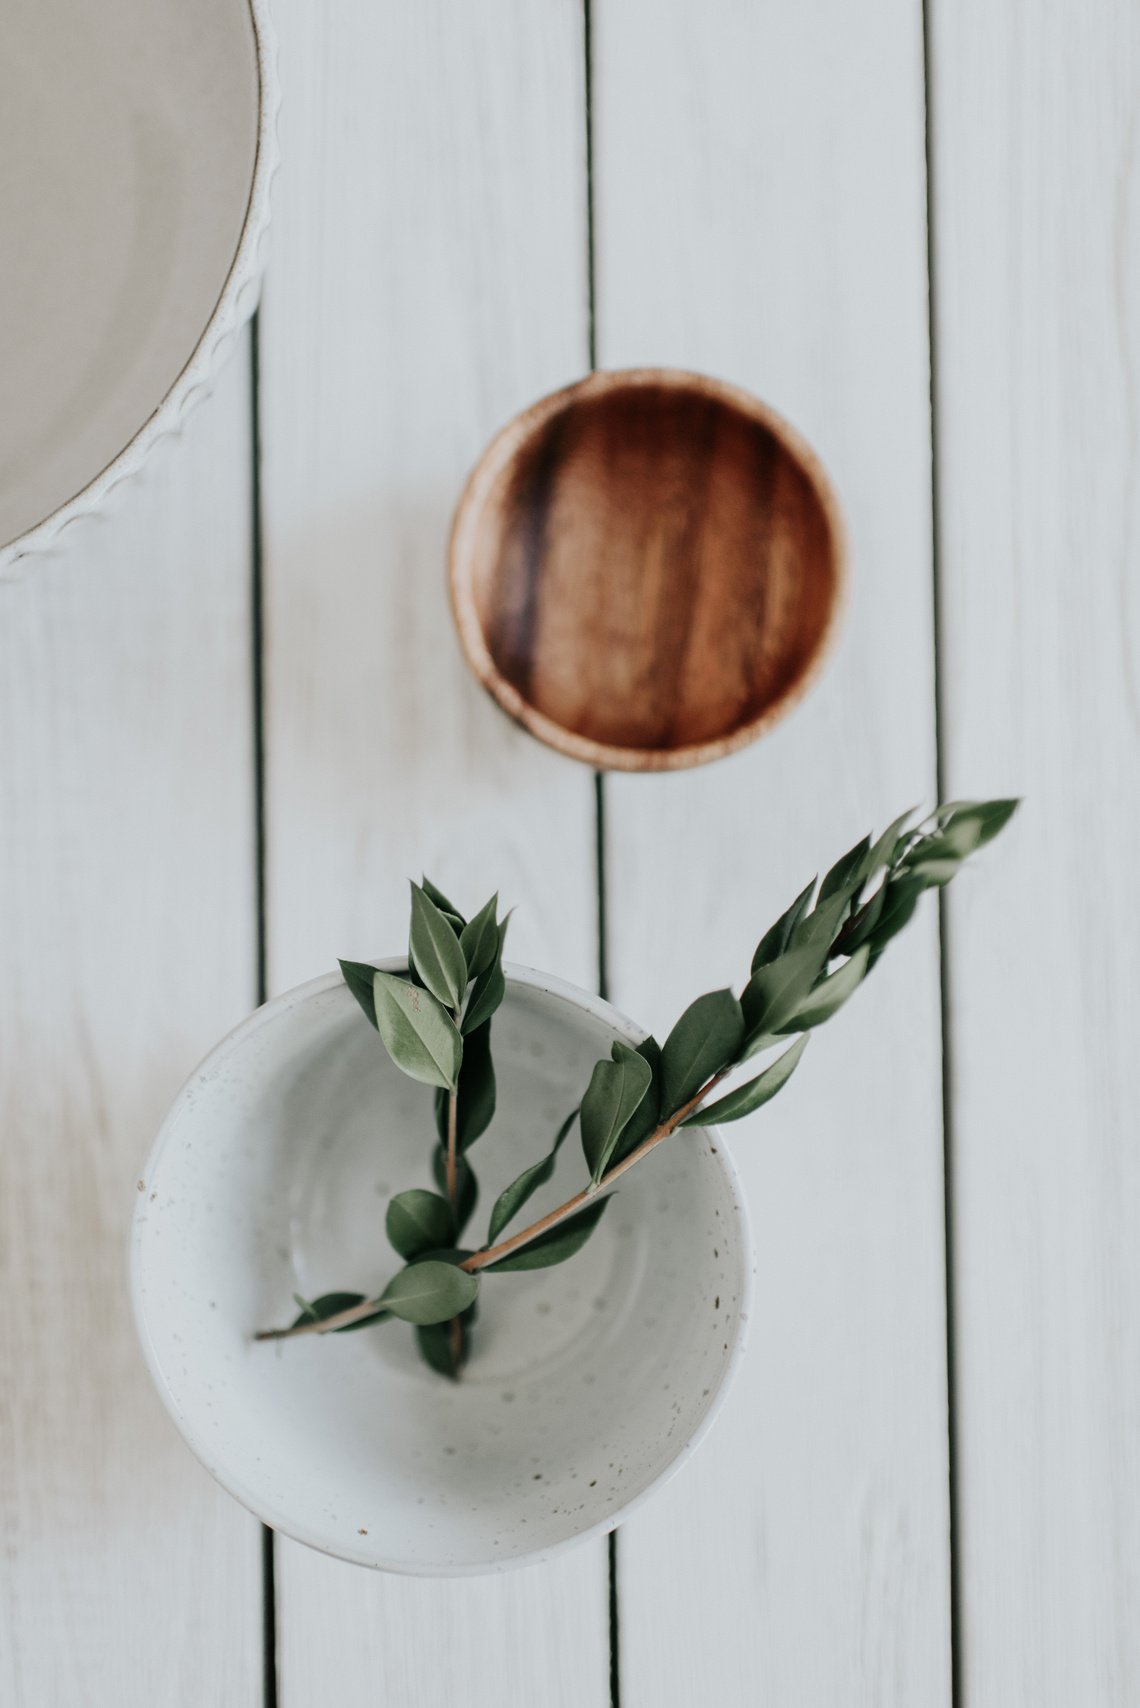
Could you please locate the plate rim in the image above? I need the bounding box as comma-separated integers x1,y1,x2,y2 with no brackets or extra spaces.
0,0,280,578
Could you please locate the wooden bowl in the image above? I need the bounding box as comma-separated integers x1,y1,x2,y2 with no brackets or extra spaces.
449,370,846,772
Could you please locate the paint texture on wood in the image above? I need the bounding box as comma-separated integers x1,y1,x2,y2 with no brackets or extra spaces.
930,2,1140,1700
0,355,261,1706
591,2,951,1703
259,3,608,1702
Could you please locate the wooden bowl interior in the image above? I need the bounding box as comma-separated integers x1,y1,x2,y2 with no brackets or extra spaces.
462,382,840,759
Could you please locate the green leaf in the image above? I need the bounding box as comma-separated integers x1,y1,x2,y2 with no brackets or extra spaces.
435,1019,496,1149
409,1245,474,1269
432,1144,478,1236
741,938,830,1039
972,798,1020,845
421,877,465,926
580,1041,654,1183
865,873,927,966
909,821,981,863
903,855,963,886
415,1310,475,1378
904,814,989,870
660,989,745,1114
738,1030,789,1061
832,880,889,955
792,885,855,952
904,800,1018,874
484,1196,612,1273
487,1106,578,1243
780,944,870,1030
819,834,871,903
411,1258,479,1377
683,1034,810,1126
463,957,506,1034
372,970,463,1090
611,1035,662,1162
458,1019,495,1146
461,914,509,1036
289,1291,385,1334
414,1322,460,1377
339,959,380,1029
385,1189,456,1261
790,826,900,960
751,879,816,972
936,798,1020,848
459,893,500,979
862,808,920,880
409,882,468,1008
378,1260,479,1325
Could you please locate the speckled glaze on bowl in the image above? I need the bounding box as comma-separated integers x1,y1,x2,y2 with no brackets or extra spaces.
131,963,754,1576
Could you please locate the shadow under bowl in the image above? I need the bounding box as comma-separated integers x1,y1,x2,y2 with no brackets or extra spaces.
131,964,753,1575
449,369,846,771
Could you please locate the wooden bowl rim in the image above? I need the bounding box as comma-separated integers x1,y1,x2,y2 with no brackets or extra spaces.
448,367,848,773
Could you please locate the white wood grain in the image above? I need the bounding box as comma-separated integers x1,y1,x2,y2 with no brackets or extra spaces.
0,354,262,1704
258,4,609,1702
592,2,951,1702
929,4,1140,1700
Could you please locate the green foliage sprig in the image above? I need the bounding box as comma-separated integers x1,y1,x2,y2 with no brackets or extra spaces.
256,799,1017,1374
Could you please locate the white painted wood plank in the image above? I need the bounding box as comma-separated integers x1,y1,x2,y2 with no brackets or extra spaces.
0,354,262,1704
592,3,950,1703
929,5,1140,1700
259,4,608,1702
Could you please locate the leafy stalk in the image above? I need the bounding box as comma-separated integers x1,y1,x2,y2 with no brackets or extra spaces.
259,802,1017,1356
313,882,509,1373
443,1071,462,1369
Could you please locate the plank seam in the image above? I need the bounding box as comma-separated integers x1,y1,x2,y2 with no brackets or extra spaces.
920,9,963,1707
584,0,598,373
251,309,269,1014
583,6,620,1704
249,307,279,1708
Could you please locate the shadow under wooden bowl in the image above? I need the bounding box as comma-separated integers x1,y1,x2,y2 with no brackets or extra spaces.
449,369,846,772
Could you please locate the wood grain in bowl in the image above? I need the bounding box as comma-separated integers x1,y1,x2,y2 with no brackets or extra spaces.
449,371,845,771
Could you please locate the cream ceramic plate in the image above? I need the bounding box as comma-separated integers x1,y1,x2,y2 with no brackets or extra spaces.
0,0,276,575
132,965,754,1576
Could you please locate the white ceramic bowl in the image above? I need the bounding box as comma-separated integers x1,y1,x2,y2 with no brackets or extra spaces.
0,0,277,576
132,964,753,1575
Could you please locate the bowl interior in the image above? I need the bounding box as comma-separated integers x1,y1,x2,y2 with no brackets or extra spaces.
0,0,261,550
133,969,750,1574
452,374,842,767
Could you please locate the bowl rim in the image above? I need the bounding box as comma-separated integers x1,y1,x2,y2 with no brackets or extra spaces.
0,0,280,578
448,366,848,773
131,958,756,1577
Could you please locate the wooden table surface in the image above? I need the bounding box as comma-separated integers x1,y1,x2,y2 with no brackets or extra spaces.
3,3,1138,1703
